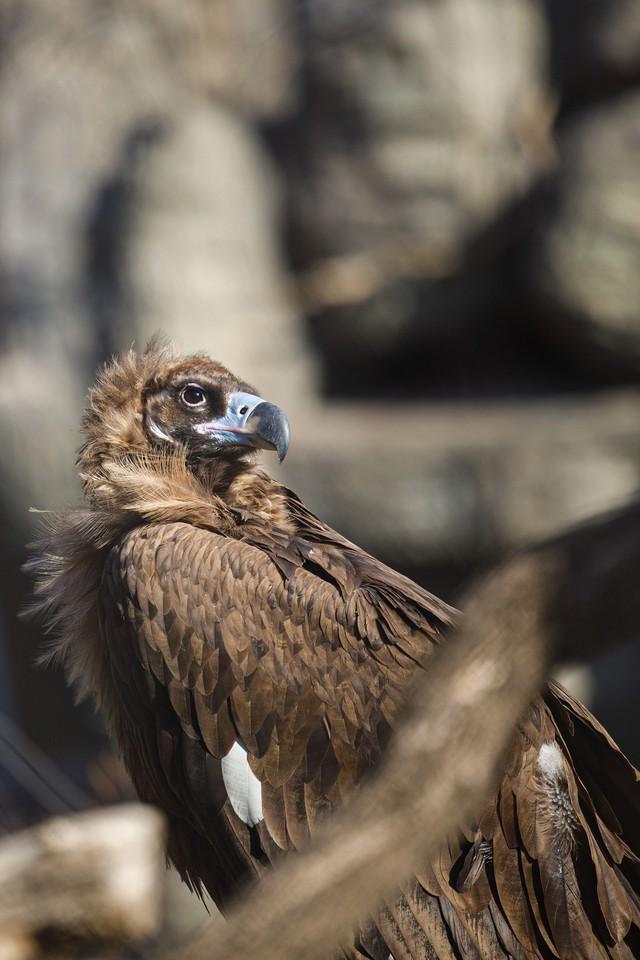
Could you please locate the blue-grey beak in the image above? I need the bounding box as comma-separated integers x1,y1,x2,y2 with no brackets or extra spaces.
194,392,291,462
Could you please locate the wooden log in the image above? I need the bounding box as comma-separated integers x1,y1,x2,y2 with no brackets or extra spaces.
0,932,37,960
0,804,165,943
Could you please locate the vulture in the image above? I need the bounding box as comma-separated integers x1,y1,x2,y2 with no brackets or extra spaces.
30,343,640,960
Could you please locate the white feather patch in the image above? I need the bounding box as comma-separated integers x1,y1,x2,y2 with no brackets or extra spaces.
221,741,263,827
537,741,565,781
537,739,578,842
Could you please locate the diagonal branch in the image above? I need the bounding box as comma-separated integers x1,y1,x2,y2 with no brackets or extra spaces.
172,498,640,960
175,553,555,960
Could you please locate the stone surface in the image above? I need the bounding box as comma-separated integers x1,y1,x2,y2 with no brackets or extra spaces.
280,390,640,566
544,0,640,105
124,108,318,413
0,0,297,519
0,805,165,940
278,0,550,361
529,92,640,373
0,0,305,774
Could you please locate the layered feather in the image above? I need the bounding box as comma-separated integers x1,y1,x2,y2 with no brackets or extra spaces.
28,347,640,957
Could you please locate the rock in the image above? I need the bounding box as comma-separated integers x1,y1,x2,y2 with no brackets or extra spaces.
528,92,640,374
123,107,319,413
0,0,305,778
294,0,548,258
0,805,165,943
282,390,640,567
544,0,640,106
277,0,550,363
0,0,297,518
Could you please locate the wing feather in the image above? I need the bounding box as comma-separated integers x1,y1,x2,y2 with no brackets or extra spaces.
99,513,640,957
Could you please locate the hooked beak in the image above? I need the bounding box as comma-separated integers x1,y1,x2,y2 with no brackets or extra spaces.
194,392,291,462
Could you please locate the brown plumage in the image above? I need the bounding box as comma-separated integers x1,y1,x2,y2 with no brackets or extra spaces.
30,343,640,959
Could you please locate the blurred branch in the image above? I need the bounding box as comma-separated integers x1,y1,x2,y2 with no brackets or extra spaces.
170,497,640,960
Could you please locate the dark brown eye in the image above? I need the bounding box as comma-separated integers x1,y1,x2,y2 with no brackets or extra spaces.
180,384,207,408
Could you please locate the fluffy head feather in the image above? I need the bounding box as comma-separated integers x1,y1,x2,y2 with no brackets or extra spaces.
79,340,258,504
27,340,290,712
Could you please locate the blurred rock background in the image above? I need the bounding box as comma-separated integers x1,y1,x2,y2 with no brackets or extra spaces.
0,0,639,931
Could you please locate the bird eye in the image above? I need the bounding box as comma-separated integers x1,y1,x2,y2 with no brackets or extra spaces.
180,384,207,408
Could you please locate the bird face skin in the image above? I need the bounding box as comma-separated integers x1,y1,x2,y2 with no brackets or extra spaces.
143,365,291,463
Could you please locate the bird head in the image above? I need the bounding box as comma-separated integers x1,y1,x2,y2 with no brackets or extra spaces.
141,358,291,464
79,342,291,502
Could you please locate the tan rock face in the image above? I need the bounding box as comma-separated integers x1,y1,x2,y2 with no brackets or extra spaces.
123,108,318,413
281,392,640,566
278,0,551,364
285,0,548,266
529,92,640,373
0,805,165,942
545,0,640,102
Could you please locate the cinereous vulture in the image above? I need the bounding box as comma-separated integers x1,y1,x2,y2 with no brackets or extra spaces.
30,344,640,959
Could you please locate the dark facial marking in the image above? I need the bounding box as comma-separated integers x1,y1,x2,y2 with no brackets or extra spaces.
142,367,256,461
